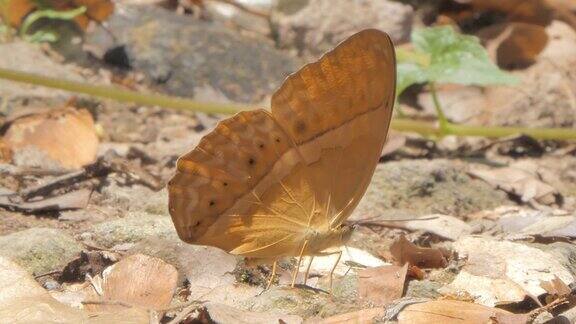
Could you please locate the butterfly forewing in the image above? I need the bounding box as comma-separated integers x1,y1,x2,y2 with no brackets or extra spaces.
169,29,396,257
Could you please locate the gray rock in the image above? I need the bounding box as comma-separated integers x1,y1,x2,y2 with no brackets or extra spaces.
352,159,509,220
274,0,413,58
533,242,576,277
405,280,443,299
98,184,168,216
86,4,299,103
0,228,82,275
244,286,335,318
89,212,176,248
129,236,238,285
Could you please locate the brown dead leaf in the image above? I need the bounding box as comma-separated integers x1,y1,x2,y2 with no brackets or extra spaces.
456,0,554,25
0,256,148,323
407,265,425,280
446,236,574,307
541,276,572,299
389,235,447,268
0,188,92,212
0,0,113,30
479,22,549,68
0,0,35,27
358,264,409,306
397,299,530,324
319,308,385,324
83,254,178,312
468,162,560,206
0,139,11,163
3,107,99,170
74,0,114,22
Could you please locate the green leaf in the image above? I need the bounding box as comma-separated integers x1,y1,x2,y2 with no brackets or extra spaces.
395,26,519,97
396,61,427,97
412,26,518,86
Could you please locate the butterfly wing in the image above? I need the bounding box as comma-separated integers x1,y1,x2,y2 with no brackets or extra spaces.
271,29,396,228
168,29,396,258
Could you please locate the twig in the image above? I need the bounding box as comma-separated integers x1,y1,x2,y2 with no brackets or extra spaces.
160,299,205,312
82,299,133,308
34,270,62,279
2,67,576,140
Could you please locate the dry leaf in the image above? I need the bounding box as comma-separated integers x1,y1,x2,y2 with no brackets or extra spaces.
541,276,572,298
389,235,447,268
494,207,576,239
0,0,114,30
74,0,114,22
444,236,575,306
3,107,99,170
0,139,11,163
319,308,385,324
0,0,35,27
457,0,554,25
0,189,92,212
468,162,560,206
83,254,178,312
479,22,549,68
0,256,148,323
358,264,409,306
397,299,530,324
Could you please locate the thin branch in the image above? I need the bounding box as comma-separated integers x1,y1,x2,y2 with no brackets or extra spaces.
0,67,243,115
1,67,576,140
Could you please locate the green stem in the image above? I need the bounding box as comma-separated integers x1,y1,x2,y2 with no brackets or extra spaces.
429,82,449,132
0,67,244,115
1,67,576,140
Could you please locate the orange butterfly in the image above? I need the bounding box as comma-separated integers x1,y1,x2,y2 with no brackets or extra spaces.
169,29,396,290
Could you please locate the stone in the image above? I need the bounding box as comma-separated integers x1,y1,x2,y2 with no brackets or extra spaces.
274,0,413,58
352,159,509,220
86,3,300,103
97,184,168,216
0,228,82,275
89,212,176,248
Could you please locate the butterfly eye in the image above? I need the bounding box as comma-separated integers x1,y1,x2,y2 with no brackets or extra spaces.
248,158,256,166
209,200,215,207
258,143,265,149
222,182,228,187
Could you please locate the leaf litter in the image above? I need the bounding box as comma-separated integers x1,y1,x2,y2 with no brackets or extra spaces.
1,1,576,323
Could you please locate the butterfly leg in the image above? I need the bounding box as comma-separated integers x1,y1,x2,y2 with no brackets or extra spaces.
291,240,309,288
303,256,314,286
266,260,278,290
328,250,343,292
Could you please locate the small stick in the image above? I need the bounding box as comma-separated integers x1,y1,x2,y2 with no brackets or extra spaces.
291,240,308,287
328,251,342,292
303,256,314,286
266,260,277,290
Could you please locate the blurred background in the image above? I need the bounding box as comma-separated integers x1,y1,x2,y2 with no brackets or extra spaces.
0,0,576,323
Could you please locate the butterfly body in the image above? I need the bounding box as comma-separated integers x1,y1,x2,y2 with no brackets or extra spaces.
168,29,396,281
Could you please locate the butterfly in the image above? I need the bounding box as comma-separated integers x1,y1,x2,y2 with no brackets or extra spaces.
168,29,396,290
